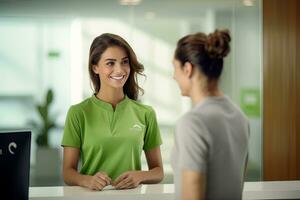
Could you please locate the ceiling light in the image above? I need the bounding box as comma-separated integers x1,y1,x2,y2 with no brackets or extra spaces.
243,0,254,6
119,0,142,6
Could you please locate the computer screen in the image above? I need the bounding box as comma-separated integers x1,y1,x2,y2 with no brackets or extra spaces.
0,131,31,200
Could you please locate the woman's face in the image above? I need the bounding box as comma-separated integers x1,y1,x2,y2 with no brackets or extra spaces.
93,46,130,90
172,58,191,96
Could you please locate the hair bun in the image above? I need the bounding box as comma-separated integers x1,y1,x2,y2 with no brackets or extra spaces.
205,29,231,59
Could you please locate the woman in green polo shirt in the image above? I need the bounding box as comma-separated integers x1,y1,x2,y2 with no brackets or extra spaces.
62,33,164,190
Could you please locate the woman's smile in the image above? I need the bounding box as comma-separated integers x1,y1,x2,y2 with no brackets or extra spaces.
109,75,126,81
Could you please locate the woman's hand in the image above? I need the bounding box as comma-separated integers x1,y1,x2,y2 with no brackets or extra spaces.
83,172,112,190
113,171,143,189
112,147,164,190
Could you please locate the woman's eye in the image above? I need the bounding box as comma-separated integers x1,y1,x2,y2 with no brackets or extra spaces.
122,60,129,65
106,62,114,66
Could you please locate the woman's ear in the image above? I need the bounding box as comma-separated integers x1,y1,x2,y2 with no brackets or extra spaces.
183,62,193,78
92,65,99,74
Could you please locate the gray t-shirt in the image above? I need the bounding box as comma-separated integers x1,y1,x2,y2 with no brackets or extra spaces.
171,96,249,200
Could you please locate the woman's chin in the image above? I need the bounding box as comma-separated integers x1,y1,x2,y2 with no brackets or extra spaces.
181,91,190,97
107,79,126,88
109,83,126,89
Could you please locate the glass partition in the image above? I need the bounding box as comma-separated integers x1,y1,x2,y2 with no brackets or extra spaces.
0,0,262,185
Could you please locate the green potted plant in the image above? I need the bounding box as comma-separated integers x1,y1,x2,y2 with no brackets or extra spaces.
31,89,61,184
35,89,56,147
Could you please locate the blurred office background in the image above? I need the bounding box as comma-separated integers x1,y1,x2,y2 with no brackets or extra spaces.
0,0,262,186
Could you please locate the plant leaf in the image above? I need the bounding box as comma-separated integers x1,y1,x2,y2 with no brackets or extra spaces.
46,89,54,105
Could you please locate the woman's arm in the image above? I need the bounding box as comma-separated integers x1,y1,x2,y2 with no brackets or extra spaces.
113,146,164,189
182,170,206,200
63,147,111,190
142,146,164,183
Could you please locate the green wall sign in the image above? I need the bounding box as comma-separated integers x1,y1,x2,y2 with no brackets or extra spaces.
240,88,261,117
47,50,60,59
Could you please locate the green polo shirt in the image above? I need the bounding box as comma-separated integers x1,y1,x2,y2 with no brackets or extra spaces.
61,95,162,180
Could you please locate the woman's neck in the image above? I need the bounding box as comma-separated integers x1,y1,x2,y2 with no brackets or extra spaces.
96,88,125,108
190,80,223,107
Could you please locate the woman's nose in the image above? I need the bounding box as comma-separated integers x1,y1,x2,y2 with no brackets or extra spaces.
114,63,123,73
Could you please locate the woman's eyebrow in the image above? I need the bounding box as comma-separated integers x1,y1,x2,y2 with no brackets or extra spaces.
104,58,116,61
121,57,129,60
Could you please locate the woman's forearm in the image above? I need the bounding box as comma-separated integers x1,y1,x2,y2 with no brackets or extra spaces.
64,167,164,187
63,168,89,187
140,166,164,184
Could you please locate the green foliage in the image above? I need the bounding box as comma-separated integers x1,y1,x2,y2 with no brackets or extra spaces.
32,89,56,147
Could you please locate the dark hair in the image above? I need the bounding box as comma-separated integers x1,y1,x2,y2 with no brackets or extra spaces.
88,33,144,100
174,29,231,81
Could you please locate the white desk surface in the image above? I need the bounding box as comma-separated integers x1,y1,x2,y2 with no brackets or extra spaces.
29,181,300,200
243,181,300,199
29,184,173,200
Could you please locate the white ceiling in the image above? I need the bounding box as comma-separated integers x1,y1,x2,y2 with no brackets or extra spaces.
0,0,256,19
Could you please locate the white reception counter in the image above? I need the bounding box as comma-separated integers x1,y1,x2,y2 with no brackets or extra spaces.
29,181,300,200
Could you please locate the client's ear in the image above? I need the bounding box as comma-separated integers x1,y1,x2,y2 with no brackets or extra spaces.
183,62,193,78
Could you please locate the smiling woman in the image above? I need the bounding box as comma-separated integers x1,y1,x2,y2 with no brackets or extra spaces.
88,33,144,101
93,46,131,91
61,33,164,191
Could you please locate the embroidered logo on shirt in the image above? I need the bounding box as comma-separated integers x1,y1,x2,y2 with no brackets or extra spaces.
130,123,144,132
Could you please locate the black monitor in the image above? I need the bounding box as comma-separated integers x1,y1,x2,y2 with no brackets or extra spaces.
0,131,31,200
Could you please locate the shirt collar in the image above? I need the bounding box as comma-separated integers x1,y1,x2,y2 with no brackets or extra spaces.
91,94,129,111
